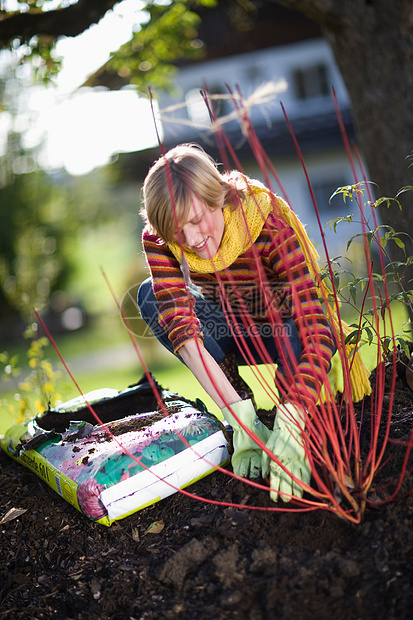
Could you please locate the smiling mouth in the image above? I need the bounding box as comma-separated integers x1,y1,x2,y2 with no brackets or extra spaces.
193,238,208,251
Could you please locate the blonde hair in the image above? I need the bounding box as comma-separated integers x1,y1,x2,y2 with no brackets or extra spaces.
142,143,245,243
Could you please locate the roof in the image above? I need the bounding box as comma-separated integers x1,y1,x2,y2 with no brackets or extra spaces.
182,1,322,63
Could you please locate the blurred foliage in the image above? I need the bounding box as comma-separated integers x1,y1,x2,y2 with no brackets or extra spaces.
28,35,62,84
0,168,69,320
0,3,63,83
0,331,63,423
0,149,131,324
107,1,212,95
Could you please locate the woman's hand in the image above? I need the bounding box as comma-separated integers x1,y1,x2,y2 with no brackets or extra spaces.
262,402,311,502
221,399,271,479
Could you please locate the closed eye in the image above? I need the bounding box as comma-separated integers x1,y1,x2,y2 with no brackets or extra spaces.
190,214,203,225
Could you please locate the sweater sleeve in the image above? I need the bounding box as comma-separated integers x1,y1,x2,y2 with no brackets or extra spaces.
142,229,203,353
264,216,335,409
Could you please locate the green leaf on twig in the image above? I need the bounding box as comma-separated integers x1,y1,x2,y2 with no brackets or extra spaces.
329,182,366,203
326,215,353,232
396,186,413,197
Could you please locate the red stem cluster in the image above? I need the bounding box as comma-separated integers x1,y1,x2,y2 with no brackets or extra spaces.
35,86,413,523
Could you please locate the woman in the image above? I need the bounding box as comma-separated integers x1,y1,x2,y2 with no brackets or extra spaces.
137,143,337,502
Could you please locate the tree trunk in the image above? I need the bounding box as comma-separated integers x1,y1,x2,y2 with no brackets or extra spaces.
275,0,413,303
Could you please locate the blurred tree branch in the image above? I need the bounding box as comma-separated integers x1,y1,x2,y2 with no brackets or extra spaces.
0,0,118,43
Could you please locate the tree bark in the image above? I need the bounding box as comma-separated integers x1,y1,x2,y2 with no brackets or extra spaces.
275,0,413,284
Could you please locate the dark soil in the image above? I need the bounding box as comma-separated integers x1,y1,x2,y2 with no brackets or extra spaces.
1,352,413,620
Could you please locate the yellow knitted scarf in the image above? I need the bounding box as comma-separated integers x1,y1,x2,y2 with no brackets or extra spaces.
168,181,371,403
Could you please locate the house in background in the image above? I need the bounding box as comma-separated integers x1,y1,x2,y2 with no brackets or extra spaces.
151,2,369,259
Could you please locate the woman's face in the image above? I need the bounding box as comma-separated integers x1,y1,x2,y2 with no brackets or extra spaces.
180,196,225,259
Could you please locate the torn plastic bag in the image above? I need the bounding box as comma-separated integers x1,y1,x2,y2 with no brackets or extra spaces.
0,375,230,526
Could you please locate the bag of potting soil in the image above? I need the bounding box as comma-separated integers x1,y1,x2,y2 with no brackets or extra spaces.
0,375,230,526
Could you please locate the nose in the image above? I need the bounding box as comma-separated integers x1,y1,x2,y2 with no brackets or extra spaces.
182,225,201,248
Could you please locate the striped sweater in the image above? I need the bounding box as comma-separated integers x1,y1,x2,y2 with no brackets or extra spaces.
142,211,335,409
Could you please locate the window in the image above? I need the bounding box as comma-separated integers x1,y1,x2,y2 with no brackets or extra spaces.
292,63,330,100
244,63,264,84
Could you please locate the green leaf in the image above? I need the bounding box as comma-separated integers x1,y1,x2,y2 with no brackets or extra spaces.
374,196,403,210
346,233,363,250
395,186,413,198
402,321,413,334
364,326,374,346
10,354,19,366
329,183,366,204
393,237,406,251
345,330,360,346
348,281,357,304
326,215,354,232
397,337,411,357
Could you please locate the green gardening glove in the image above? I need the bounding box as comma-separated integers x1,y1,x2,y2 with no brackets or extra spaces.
262,402,311,502
221,399,271,479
